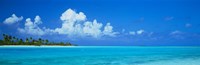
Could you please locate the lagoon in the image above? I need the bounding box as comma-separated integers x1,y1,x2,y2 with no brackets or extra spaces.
0,46,200,65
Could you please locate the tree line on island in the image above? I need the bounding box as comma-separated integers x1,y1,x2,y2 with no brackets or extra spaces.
0,34,76,46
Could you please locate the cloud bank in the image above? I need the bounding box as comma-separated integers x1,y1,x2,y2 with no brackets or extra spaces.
54,8,118,38
15,8,118,38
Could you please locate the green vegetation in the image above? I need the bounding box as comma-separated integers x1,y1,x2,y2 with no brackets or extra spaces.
0,34,76,46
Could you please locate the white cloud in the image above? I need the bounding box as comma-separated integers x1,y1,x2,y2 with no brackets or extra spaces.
34,15,42,24
170,30,183,35
137,29,144,35
83,20,103,38
103,23,118,37
129,31,136,35
18,16,46,35
16,8,118,38
54,8,118,38
60,8,86,22
129,29,145,35
3,14,23,25
54,8,87,36
170,30,185,39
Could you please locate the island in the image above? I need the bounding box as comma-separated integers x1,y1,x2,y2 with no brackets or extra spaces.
0,34,77,46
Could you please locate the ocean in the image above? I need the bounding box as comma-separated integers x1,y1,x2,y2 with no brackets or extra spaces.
0,46,200,65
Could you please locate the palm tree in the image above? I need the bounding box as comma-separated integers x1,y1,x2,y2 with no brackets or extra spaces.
19,39,23,45
1,34,74,46
13,36,16,39
25,38,29,45
30,37,32,42
9,36,12,41
4,34,9,45
60,42,64,45
65,42,72,46
2,34,5,37
32,40,36,45
45,39,49,44
42,40,45,45
38,38,42,45
2,34,8,44
0,40,3,45
12,36,16,43
38,38,42,41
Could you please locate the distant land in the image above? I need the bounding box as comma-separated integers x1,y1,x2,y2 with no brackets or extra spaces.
0,34,77,46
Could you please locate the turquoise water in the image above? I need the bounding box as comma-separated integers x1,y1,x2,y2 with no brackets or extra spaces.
0,46,200,65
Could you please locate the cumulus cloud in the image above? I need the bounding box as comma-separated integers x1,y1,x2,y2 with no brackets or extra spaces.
3,14,23,25
103,23,118,37
54,8,119,38
60,8,86,22
18,15,46,35
129,29,145,35
54,9,104,38
137,29,144,35
82,20,103,38
129,31,136,35
17,8,118,38
55,9,118,38
54,8,86,35
34,16,42,24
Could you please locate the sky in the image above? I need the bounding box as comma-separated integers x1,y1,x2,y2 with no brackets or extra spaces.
0,0,200,46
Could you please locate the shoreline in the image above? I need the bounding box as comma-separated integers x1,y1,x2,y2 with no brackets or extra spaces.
0,45,200,48
0,45,75,47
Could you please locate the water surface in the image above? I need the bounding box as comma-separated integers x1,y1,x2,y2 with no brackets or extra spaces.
0,46,200,65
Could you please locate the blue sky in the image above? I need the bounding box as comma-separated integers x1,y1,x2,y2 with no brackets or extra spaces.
0,0,200,46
